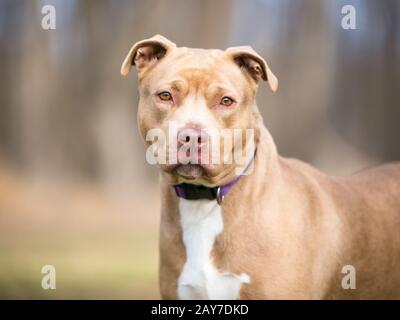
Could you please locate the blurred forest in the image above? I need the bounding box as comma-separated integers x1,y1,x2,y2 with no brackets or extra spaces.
0,0,399,299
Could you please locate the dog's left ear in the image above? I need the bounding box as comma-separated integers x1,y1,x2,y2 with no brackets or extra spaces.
120,34,176,77
225,46,278,92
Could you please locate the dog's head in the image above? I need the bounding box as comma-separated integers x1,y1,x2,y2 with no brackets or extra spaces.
121,35,278,186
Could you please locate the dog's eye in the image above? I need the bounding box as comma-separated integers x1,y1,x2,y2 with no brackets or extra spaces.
158,91,172,101
220,96,234,107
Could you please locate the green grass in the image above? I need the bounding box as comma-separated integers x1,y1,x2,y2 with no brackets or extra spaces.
0,233,160,299
0,166,162,299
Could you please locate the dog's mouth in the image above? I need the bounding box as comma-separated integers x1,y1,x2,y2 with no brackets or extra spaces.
159,147,215,179
159,162,217,181
175,164,205,179
175,148,209,179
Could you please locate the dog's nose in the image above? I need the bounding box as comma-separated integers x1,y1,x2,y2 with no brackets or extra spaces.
177,127,208,146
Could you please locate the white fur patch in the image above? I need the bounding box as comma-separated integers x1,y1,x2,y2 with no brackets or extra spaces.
177,198,250,300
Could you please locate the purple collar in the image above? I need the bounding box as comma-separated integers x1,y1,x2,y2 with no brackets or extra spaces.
173,150,256,205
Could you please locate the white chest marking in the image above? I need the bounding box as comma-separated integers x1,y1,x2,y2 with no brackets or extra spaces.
177,198,250,300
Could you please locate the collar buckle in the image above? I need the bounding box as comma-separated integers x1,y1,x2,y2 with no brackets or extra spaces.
216,187,224,205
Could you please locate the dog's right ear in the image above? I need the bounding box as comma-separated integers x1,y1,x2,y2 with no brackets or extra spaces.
120,34,176,77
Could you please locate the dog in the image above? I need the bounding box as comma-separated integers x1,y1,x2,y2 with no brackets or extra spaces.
121,35,400,299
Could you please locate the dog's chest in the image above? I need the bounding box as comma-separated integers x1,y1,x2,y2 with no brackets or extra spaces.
177,199,250,300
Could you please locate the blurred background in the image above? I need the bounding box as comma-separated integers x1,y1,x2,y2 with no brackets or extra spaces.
0,0,399,299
